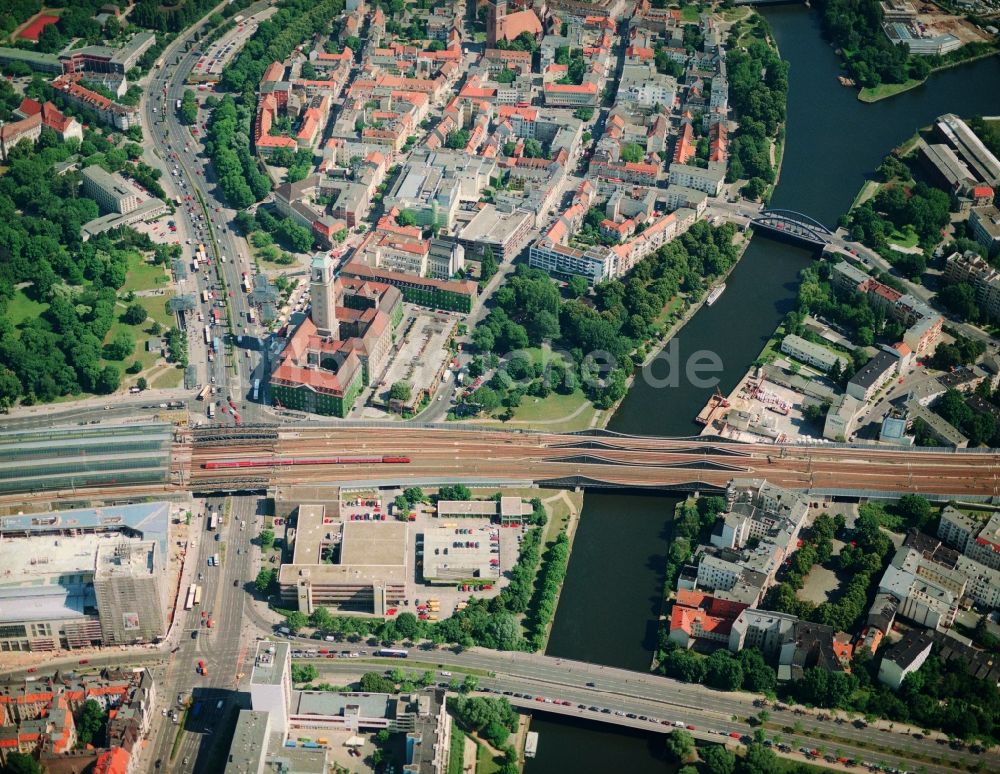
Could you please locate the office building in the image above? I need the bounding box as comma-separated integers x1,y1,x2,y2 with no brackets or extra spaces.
82,166,140,215
250,642,292,736
224,710,271,774
270,255,400,417
0,503,170,652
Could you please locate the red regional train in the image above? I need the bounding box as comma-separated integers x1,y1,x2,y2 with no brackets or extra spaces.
202,456,410,469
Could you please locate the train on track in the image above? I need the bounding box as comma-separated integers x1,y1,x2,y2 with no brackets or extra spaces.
201,456,411,469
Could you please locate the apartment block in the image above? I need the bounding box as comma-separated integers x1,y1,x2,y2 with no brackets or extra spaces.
780,334,849,373
667,161,725,196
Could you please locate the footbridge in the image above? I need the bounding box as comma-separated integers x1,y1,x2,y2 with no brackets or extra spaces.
749,209,835,246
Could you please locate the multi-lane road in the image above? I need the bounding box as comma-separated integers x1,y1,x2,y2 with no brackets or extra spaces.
140,2,272,423
142,495,262,773
257,642,999,774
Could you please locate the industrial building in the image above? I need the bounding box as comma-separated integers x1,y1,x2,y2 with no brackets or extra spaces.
278,505,407,615
0,502,170,651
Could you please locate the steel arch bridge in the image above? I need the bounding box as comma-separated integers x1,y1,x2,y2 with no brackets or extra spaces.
749,209,834,246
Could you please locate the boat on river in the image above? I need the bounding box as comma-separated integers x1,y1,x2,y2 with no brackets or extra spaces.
705,283,726,306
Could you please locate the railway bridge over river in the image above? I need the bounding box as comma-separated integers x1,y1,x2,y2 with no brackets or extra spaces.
2,422,998,506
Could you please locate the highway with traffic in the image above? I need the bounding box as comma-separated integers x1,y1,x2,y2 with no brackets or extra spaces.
141,495,262,773
140,1,271,426
295,654,993,774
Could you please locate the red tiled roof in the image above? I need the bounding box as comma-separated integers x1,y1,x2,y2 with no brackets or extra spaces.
544,82,597,94
495,9,543,42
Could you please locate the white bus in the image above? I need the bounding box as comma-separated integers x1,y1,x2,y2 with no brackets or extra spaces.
193,585,202,605
208,511,218,530
203,326,212,345
207,403,215,419
184,585,196,610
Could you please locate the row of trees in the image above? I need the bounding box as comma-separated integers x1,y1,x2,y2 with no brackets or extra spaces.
521,531,569,650
279,524,553,652
204,95,271,209
178,89,198,126
220,0,342,93
133,0,252,32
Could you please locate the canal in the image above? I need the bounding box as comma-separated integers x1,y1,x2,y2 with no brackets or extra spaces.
530,7,1000,772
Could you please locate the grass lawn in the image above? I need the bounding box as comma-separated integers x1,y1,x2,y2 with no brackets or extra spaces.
680,4,700,21
447,727,465,774
717,6,751,21
858,78,924,103
887,227,919,249
135,291,176,329
7,287,48,328
653,295,684,327
150,366,183,389
508,388,594,430
475,739,503,774
121,252,170,294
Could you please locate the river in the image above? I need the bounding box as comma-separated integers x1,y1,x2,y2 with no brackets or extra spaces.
528,7,1000,772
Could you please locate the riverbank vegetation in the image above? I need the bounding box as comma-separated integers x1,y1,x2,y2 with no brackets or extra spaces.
725,31,789,201
449,697,520,774
814,0,997,98
466,222,742,419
